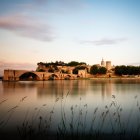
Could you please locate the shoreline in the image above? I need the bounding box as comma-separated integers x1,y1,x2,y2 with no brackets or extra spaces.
89,77,140,80
1,77,140,82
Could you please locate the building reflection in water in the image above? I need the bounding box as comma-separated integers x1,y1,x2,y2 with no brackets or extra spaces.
36,80,113,99
3,79,140,100
1,79,140,101
36,80,88,99
89,79,113,100
1,80,113,100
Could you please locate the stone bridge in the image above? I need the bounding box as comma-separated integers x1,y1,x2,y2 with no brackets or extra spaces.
3,70,79,81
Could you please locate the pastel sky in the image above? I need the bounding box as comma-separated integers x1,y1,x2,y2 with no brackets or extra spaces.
0,0,140,75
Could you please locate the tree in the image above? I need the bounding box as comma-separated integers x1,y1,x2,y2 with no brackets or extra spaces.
115,66,124,75
115,65,140,76
90,65,99,75
67,61,86,66
138,66,140,75
48,67,55,73
98,67,107,74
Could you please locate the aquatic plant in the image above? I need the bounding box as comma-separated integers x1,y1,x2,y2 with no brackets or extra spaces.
0,94,140,140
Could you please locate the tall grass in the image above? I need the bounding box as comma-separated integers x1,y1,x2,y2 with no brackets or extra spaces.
0,93,140,140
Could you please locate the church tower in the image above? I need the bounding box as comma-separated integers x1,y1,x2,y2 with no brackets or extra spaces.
101,58,105,67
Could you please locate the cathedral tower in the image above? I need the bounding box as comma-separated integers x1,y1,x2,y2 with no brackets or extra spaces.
101,58,105,67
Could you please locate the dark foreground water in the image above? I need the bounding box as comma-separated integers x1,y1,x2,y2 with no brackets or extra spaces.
0,79,140,140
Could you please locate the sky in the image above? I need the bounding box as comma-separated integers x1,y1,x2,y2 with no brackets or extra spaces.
0,0,140,75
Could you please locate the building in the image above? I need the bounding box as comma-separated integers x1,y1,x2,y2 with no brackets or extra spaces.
100,58,112,70
106,61,111,70
78,69,87,78
101,58,105,67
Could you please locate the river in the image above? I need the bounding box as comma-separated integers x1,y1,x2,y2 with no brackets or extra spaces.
0,79,140,137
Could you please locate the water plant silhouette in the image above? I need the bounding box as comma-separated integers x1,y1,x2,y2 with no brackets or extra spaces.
0,94,140,140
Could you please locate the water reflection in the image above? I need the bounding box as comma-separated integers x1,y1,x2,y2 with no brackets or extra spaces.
2,81,37,95
37,80,89,98
2,79,140,99
1,79,140,135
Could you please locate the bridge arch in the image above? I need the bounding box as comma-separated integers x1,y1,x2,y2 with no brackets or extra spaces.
48,73,59,80
64,74,71,80
19,72,41,81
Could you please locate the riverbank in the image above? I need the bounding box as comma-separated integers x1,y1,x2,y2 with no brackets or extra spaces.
89,77,140,80
89,74,140,79
2,75,140,82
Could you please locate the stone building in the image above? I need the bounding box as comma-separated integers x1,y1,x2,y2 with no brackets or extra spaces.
106,61,111,70
78,69,87,78
101,58,105,67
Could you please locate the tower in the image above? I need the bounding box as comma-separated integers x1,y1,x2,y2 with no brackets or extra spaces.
101,58,105,67
106,61,111,70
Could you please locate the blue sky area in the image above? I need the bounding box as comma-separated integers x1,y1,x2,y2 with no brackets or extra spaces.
0,0,140,75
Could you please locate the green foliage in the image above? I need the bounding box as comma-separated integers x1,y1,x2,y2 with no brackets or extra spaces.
37,61,87,68
90,65,99,75
115,65,140,76
47,65,59,73
98,67,107,74
37,61,66,67
90,65,107,75
67,61,86,66
48,67,55,73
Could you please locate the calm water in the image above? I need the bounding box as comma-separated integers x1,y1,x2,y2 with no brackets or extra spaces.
0,79,140,133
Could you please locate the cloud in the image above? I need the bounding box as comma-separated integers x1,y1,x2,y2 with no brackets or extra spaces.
0,61,36,76
0,14,55,41
0,0,86,41
80,38,127,46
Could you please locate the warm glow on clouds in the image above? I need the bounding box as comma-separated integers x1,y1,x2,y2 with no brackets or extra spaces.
0,14,55,41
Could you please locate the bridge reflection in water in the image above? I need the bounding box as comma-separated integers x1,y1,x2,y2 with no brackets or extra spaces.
2,80,113,100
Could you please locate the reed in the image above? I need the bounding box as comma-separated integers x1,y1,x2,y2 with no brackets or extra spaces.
0,94,140,140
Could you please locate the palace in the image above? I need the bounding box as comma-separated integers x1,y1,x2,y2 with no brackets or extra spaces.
3,59,113,81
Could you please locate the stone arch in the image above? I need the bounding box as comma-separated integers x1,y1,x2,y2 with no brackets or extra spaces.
64,74,71,80
19,72,40,81
48,73,59,80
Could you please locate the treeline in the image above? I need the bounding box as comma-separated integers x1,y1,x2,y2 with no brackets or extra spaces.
71,65,107,75
90,65,107,75
115,65,140,76
37,61,87,73
37,61,86,67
